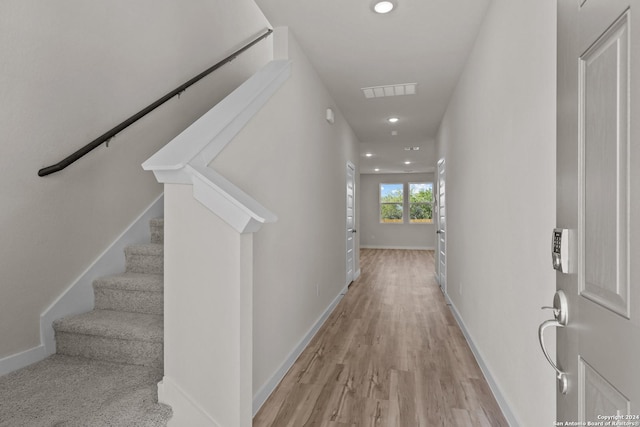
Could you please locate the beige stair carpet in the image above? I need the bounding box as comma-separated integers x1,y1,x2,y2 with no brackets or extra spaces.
0,355,170,427
0,218,171,426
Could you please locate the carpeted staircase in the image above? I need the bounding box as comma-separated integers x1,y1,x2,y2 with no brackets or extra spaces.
54,218,165,368
0,218,172,426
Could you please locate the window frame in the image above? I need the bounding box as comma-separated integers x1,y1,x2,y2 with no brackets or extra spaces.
378,181,434,225
408,181,434,224
379,182,405,224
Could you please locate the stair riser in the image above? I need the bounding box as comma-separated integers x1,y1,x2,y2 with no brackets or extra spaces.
126,254,163,275
56,332,163,368
94,289,163,315
150,227,164,245
150,219,164,244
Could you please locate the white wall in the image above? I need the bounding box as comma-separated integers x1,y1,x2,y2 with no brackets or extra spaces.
360,172,436,249
212,28,361,409
0,0,271,359
435,0,557,425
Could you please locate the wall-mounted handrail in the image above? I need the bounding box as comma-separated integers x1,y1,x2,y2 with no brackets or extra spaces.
38,28,273,177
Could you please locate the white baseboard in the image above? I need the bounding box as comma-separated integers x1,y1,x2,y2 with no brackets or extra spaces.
0,194,165,378
447,297,520,427
354,269,361,281
0,344,48,377
159,376,221,427
360,245,435,250
252,285,348,415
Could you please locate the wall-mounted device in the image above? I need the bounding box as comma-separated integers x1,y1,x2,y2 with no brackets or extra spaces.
552,228,572,273
326,108,335,124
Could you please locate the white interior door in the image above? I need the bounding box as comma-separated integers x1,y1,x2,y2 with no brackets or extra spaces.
556,0,640,421
436,159,446,293
346,162,356,285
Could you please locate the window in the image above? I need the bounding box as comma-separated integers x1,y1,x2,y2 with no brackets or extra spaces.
409,182,434,224
380,183,403,223
379,181,434,224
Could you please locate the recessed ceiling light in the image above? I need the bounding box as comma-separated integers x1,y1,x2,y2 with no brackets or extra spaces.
373,1,396,14
374,168,380,172
404,147,420,151
365,153,373,157
388,117,399,123
404,161,411,165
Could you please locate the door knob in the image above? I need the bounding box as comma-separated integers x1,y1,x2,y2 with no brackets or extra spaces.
538,290,569,394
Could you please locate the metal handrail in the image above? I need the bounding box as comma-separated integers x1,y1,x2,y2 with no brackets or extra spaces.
38,28,273,177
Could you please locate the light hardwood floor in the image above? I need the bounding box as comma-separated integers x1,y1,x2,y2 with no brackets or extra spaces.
253,249,508,427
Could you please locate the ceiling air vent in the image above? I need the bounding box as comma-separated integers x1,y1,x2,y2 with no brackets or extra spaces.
361,83,417,99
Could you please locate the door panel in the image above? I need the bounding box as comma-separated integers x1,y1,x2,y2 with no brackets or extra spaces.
436,159,446,292
580,11,630,317
580,358,631,420
346,162,355,285
557,0,640,422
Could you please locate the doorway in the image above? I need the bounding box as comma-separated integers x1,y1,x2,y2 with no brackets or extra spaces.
436,159,447,294
346,162,356,285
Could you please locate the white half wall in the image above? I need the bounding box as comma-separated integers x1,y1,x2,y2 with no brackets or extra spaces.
360,172,436,249
211,27,361,411
435,0,557,425
162,184,254,427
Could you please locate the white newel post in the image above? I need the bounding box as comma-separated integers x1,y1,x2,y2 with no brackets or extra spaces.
158,184,253,427
142,60,290,426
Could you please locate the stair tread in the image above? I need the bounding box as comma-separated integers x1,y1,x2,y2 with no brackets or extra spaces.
94,272,163,293
125,243,163,255
150,218,164,226
54,310,163,342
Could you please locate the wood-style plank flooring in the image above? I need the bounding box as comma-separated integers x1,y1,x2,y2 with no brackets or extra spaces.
253,249,508,427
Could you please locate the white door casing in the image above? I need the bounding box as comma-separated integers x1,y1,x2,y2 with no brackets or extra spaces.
346,162,356,285
436,159,447,293
556,0,640,422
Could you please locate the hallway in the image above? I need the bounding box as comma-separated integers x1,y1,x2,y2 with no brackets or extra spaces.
253,249,508,426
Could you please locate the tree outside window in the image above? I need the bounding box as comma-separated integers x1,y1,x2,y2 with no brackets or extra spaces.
409,182,433,224
380,183,403,223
